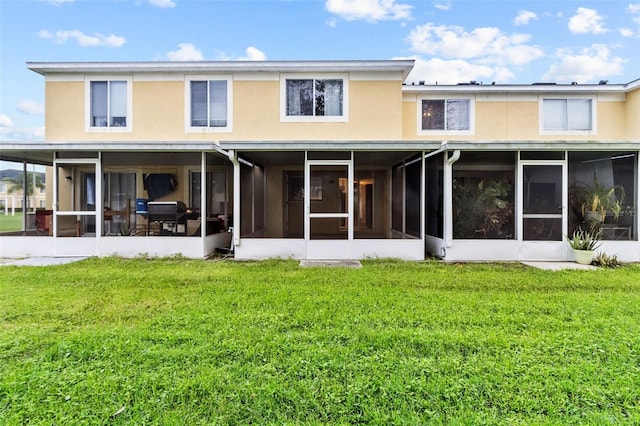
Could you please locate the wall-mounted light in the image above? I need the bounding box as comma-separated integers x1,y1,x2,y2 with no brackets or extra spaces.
65,176,72,182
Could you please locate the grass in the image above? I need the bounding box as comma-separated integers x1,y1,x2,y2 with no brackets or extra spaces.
0,213,24,232
1,258,640,424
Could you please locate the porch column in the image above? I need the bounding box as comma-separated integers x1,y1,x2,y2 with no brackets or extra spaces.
22,162,27,233
444,150,460,247
228,149,241,247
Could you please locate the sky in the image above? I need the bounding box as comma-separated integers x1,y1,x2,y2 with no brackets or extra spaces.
0,0,639,144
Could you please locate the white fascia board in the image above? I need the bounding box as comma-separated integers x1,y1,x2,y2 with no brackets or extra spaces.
444,140,640,151
27,60,415,79
0,141,226,152
403,83,630,95
219,140,441,151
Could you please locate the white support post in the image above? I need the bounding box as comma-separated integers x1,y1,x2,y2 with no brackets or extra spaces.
200,151,207,238
227,149,241,247
444,150,460,248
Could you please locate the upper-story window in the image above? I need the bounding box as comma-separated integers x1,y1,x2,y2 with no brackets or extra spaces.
85,77,132,133
186,76,232,132
281,74,348,122
541,98,594,133
90,81,127,127
418,97,474,135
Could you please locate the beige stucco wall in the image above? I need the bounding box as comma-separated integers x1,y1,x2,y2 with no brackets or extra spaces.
134,81,185,141
402,94,628,141
625,86,640,140
46,81,85,141
45,75,636,144
45,76,404,143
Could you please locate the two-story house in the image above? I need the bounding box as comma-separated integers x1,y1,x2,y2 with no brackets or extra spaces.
1,60,638,262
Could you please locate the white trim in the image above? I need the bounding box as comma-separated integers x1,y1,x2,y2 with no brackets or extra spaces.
29,60,415,80
417,95,475,136
538,95,597,136
184,75,233,133
280,73,349,123
84,76,133,133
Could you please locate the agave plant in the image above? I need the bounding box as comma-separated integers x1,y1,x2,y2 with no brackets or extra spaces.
567,228,602,251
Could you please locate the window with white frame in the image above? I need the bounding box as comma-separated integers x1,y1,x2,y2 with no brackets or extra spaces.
281,75,347,122
420,98,473,133
542,98,593,132
186,77,232,132
286,79,343,116
90,81,128,128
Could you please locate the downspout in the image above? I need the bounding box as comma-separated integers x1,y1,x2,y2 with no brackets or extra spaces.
444,148,461,249
226,149,241,247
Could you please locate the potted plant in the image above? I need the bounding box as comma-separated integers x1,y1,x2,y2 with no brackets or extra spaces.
567,228,602,265
569,173,625,228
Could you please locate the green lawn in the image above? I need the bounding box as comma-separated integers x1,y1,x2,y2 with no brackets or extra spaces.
1,258,639,424
0,213,24,232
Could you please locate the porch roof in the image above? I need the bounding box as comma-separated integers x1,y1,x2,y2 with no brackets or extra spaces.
2,139,637,165
0,141,228,165
219,140,442,151
442,140,640,151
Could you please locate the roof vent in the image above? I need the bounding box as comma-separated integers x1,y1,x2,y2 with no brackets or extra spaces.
419,80,425,85
599,80,609,85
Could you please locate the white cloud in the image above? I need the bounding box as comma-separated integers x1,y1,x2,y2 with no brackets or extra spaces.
325,0,412,22
238,47,267,61
542,44,626,83
434,2,451,11
0,114,13,128
166,43,203,61
620,28,634,37
568,7,607,34
407,24,544,66
326,17,338,27
17,100,45,115
0,127,45,142
148,0,175,8
514,10,537,26
38,29,126,47
628,3,640,24
215,47,267,61
398,56,514,85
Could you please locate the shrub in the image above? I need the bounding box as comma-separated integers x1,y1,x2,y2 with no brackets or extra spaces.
592,251,622,268
567,228,602,251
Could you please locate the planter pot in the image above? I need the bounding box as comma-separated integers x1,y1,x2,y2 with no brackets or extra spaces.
584,210,602,224
573,249,594,265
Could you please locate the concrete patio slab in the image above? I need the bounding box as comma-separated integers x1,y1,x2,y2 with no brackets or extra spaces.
0,257,88,267
522,261,597,271
299,260,362,268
